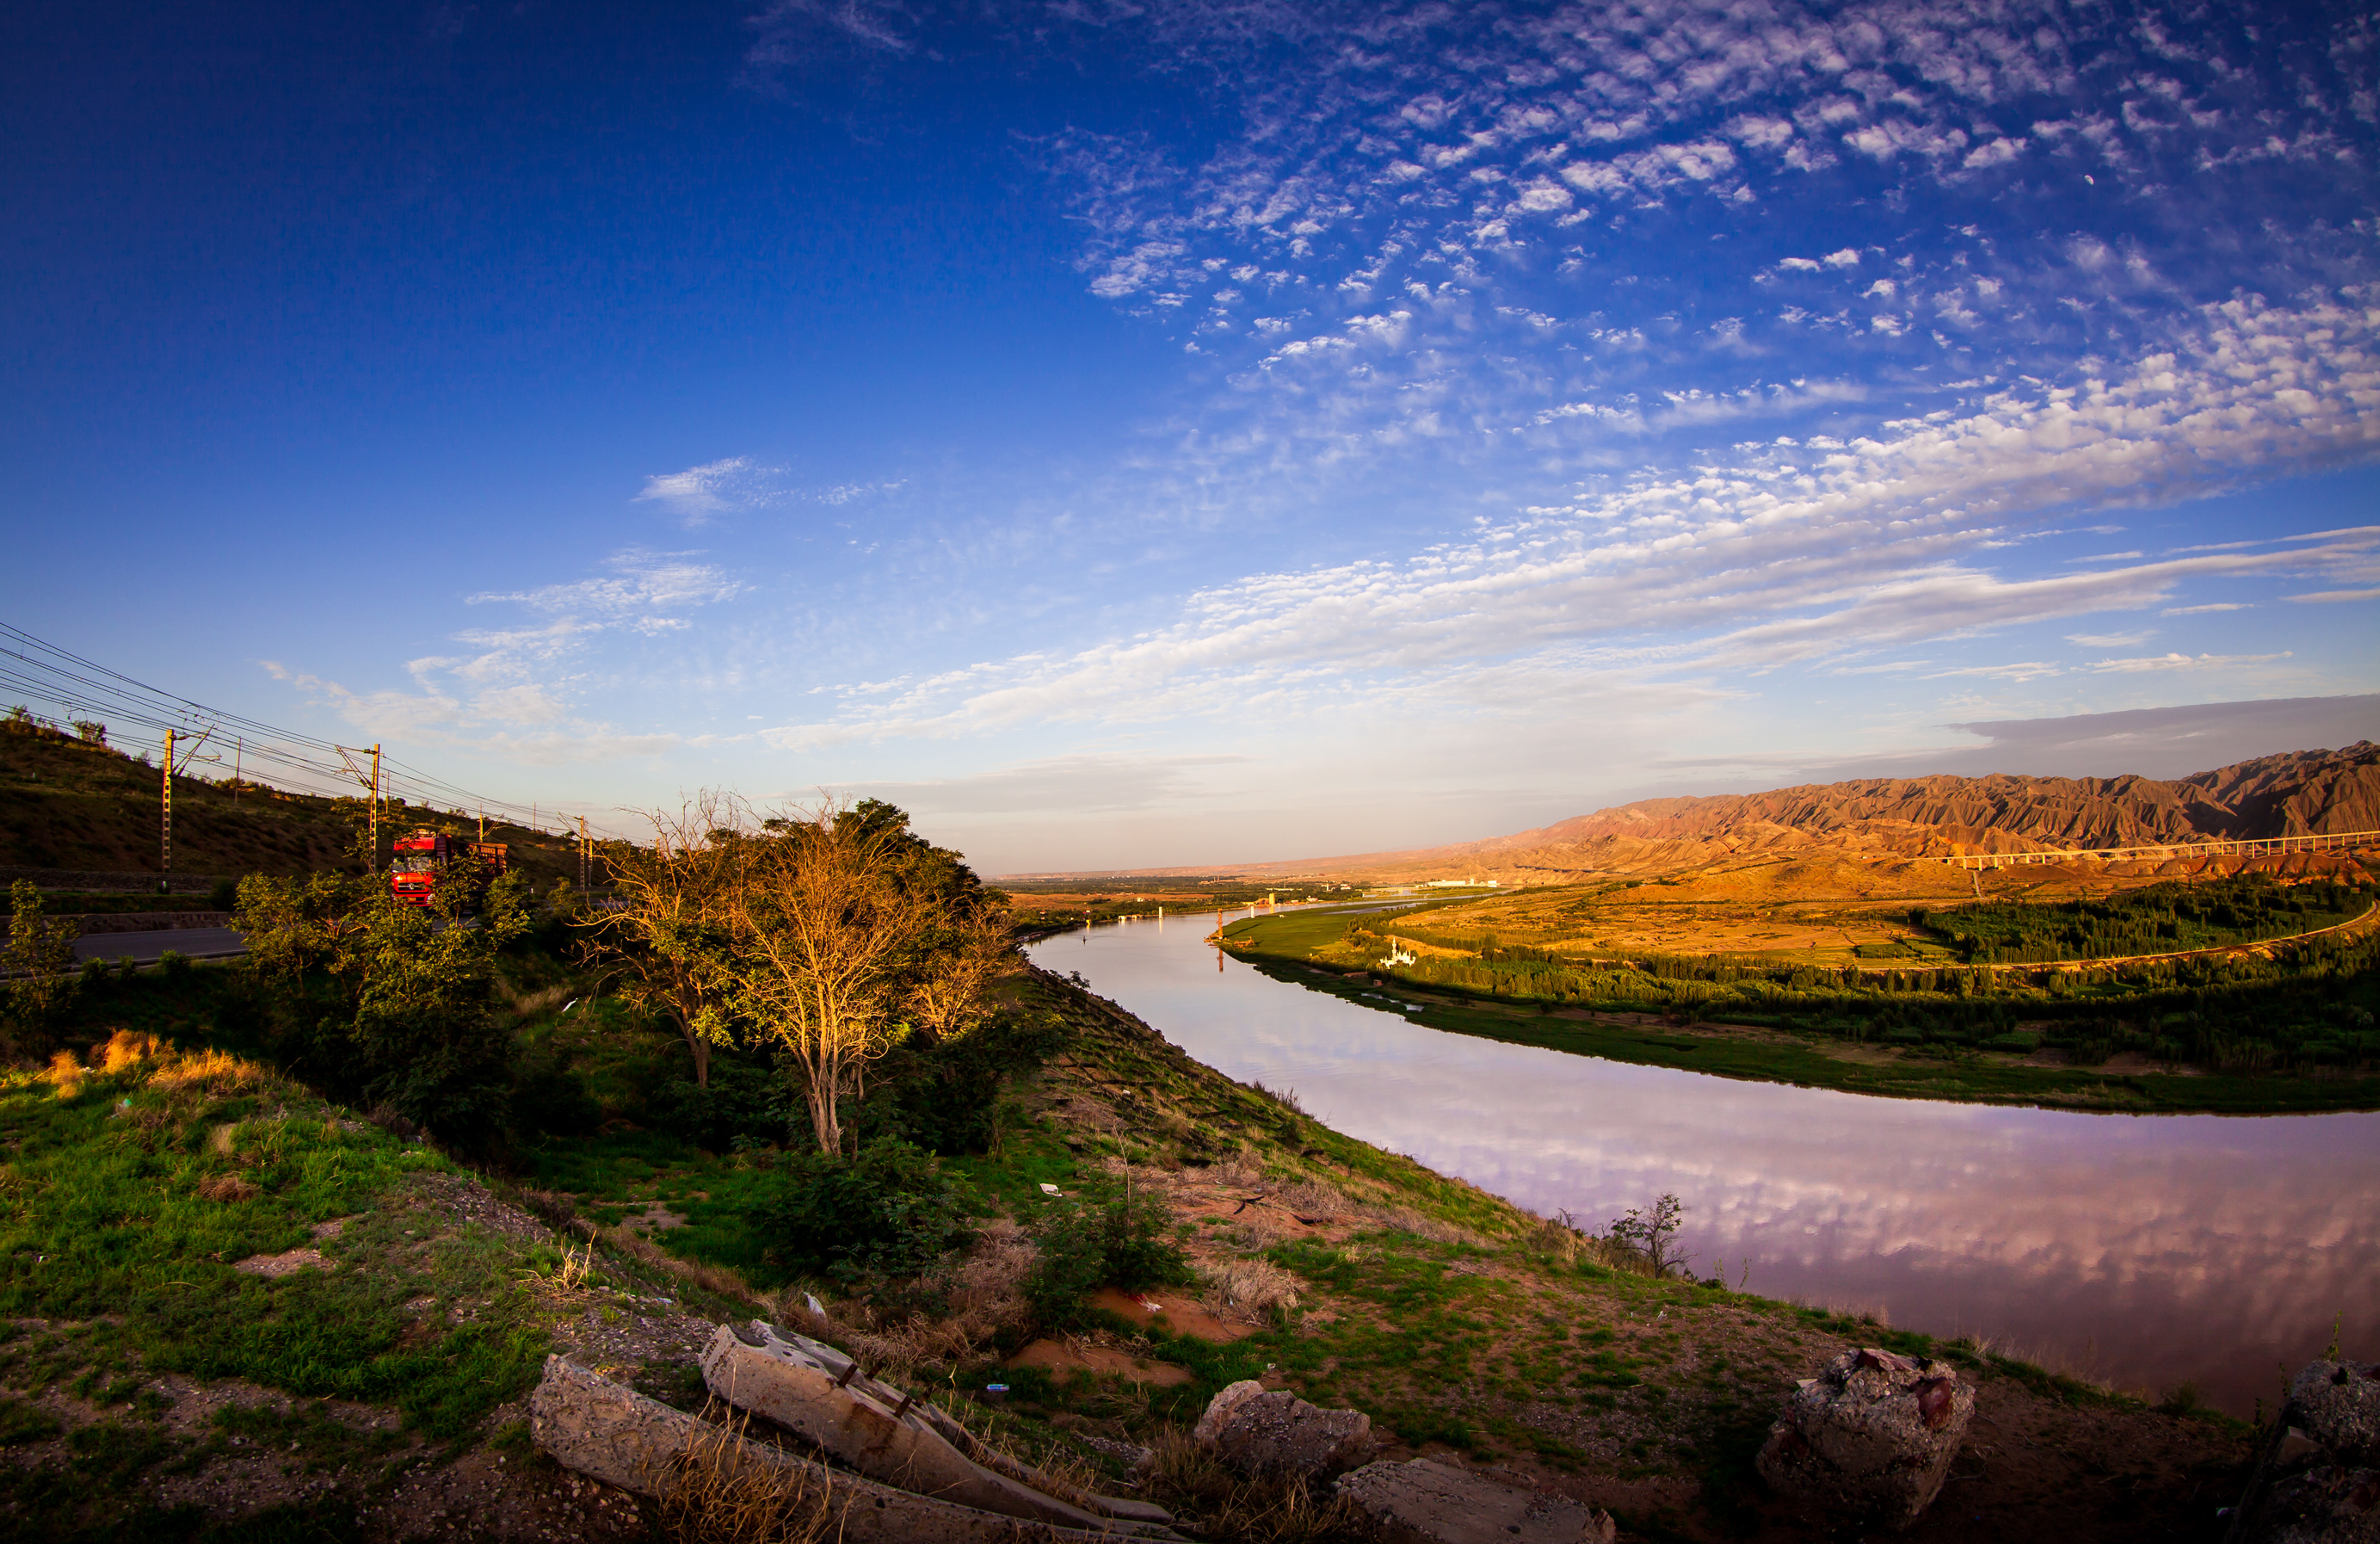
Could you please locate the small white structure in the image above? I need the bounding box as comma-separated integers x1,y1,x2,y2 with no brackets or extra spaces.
1379,937,1416,967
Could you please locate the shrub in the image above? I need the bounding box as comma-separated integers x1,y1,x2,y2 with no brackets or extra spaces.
848,1010,1071,1155
756,1138,969,1285
649,1056,786,1150
1024,1192,1193,1327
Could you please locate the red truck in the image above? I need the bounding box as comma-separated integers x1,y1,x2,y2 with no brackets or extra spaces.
389,830,509,912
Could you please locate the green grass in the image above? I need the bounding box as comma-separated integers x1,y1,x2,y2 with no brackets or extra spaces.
1225,911,2380,1115
0,1041,554,1538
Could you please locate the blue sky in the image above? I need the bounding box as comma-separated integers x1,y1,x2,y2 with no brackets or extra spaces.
6,0,2377,872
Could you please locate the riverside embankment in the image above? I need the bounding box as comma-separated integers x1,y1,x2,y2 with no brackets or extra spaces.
1028,910,2380,1417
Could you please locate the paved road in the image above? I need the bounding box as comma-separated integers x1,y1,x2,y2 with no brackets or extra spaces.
73,926,247,967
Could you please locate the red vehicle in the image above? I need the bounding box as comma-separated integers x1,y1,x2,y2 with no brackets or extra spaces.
389,830,509,911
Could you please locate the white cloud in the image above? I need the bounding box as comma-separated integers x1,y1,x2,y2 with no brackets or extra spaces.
470,551,744,615
2066,630,2154,647
755,293,2380,750
2089,651,2292,673
2161,602,2250,614
634,457,786,526
2287,588,2380,602
1962,136,2027,170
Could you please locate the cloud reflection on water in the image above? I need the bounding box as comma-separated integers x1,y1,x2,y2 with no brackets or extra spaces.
1031,917,2380,1413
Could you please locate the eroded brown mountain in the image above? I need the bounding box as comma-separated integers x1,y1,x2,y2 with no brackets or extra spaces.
1197,740,2380,885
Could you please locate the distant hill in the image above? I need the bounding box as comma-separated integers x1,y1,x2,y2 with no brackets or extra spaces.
0,716,589,890
1071,741,2380,886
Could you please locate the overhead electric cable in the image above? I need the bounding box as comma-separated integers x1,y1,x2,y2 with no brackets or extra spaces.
0,622,613,837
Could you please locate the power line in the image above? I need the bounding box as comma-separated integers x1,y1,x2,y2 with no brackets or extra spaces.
0,622,610,839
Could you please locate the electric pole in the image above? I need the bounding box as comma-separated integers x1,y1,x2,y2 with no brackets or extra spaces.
161,728,174,878
334,744,386,873
578,816,589,890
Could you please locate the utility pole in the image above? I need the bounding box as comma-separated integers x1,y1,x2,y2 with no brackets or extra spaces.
231,736,243,801
578,816,589,890
334,744,385,872
157,726,214,885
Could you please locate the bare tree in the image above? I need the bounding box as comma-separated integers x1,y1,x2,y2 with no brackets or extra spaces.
587,797,740,1088
724,799,953,1155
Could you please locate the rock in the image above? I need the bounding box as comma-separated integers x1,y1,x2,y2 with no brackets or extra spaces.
1754,1347,1975,1529
531,1356,1179,1544
232,1247,331,1277
701,1322,1172,1533
1193,1379,1371,1479
2293,1362,2380,1467
1336,1458,1617,1544
2240,1465,2380,1544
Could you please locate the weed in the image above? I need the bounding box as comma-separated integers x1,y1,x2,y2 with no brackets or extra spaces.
1143,1429,1362,1544
657,1407,834,1544
0,1393,61,1445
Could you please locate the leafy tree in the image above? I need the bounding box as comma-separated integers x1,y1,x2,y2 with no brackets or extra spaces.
582,800,742,1087
1608,1193,1691,1277
233,868,530,1142
719,798,1010,1155
3,880,80,1056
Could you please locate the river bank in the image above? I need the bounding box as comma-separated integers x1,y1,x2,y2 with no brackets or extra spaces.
1031,912,2380,1420
1211,902,2380,1115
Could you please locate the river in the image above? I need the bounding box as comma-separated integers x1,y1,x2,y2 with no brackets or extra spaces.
1027,909,2380,1417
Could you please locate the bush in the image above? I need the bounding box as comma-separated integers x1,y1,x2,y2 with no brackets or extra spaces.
1024,1192,1193,1327
849,1010,1072,1155
757,1139,969,1284
509,1047,604,1137
648,1056,786,1151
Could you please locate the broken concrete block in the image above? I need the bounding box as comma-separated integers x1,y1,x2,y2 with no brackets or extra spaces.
2239,1465,2380,1544
2292,1362,2380,1467
1336,1458,1617,1544
1193,1378,1371,1479
1755,1347,1974,1529
701,1322,1170,1533
531,1356,1176,1544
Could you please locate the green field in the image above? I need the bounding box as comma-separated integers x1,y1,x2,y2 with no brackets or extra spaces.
1224,899,2380,1114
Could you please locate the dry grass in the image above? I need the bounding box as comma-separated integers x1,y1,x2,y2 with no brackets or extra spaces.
1246,1079,1307,1116
657,1408,835,1544
1208,1150,1269,1189
198,1174,261,1202
146,1047,277,1098
100,1029,167,1072
1198,1257,1306,1321
496,982,575,1022
1525,1213,1582,1265
1353,1201,1481,1248
1142,1430,1363,1544
946,1218,1037,1337
604,1223,761,1303
1271,1179,1347,1220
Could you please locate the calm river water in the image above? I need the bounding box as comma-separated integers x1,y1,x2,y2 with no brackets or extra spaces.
1027,911,2380,1416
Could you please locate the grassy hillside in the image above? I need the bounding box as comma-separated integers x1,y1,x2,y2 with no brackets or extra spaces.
0,718,588,892
0,934,2265,1541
